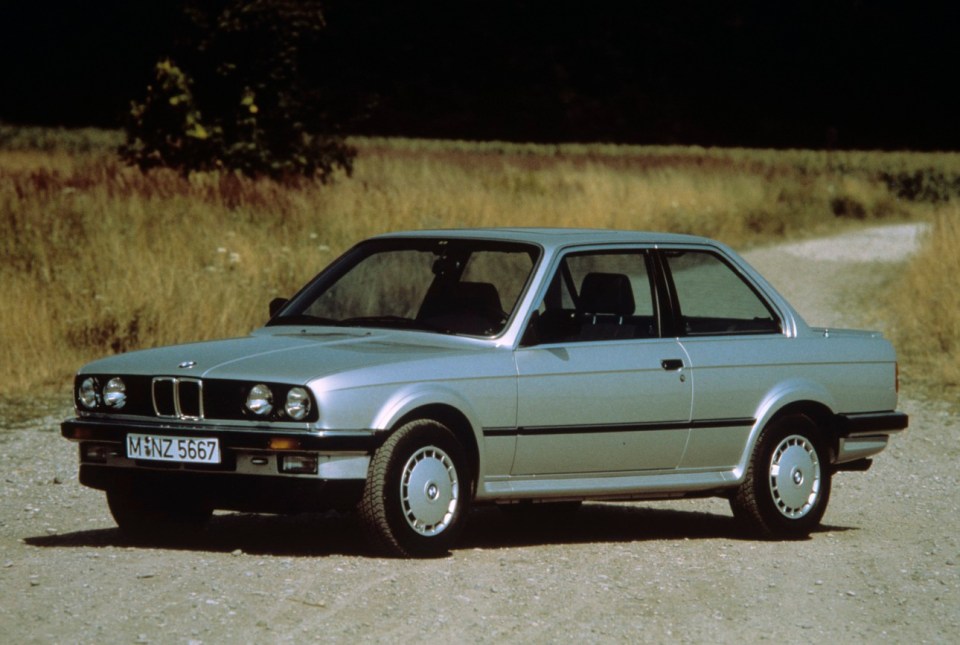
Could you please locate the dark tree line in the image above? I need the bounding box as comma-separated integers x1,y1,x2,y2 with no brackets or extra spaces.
2,1,958,150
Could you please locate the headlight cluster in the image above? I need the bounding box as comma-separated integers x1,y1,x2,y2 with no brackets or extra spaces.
245,384,312,421
75,374,315,422
77,376,127,411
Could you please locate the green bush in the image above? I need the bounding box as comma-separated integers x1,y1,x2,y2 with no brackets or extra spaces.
121,0,355,182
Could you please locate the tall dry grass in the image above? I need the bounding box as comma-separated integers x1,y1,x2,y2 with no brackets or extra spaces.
0,132,952,396
887,207,960,393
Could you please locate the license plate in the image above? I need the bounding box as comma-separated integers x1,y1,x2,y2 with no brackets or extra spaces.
126,433,221,464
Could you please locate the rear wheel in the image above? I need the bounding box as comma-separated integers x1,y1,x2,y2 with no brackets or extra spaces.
730,413,831,539
106,485,212,542
358,419,471,557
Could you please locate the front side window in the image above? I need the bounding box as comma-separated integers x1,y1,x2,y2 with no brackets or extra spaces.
271,239,540,337
527,250,659,344
663,250,781,336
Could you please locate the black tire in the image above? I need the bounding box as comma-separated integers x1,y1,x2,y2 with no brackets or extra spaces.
106,484,213,543
730,413,832,539
358,419,471,557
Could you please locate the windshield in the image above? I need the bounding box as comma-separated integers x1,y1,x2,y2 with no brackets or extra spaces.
268,238,541,337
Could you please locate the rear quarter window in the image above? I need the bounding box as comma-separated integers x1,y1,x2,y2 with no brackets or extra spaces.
664,250,781,336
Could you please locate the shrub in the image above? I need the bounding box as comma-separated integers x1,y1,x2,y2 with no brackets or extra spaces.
121,0,355,182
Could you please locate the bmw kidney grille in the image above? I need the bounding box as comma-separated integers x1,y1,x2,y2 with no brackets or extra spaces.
152,377,204,419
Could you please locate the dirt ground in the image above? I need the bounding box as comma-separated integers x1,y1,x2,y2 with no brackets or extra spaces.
2,224,958,643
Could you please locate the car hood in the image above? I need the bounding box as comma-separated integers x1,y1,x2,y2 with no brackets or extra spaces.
78,328,494,385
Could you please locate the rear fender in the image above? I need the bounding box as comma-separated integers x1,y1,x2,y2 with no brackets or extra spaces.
732,378,838,482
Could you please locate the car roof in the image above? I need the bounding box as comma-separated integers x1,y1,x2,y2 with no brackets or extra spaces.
373,228,717,252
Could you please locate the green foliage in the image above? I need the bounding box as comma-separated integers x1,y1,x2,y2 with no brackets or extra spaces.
121,59,217,173
121,0,355,182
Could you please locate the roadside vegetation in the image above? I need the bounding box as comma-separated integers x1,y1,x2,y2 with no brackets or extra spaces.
1,125,957,397
886,208,960,395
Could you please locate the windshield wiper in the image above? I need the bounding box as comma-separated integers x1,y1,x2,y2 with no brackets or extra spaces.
337,316,449,333
267,313,340,327
270,314,451,334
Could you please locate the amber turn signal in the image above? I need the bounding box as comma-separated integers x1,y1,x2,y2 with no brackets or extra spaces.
268,437,301,451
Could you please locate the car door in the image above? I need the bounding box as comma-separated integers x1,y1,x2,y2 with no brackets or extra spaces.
512,248,692,475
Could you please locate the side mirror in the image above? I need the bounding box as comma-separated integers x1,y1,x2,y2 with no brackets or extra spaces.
269,297,289,318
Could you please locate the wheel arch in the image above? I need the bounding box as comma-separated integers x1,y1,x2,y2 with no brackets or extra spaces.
736,382,840,481
391,403,480,495
763,400,837,460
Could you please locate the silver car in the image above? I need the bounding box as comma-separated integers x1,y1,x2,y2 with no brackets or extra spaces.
62,229,907,556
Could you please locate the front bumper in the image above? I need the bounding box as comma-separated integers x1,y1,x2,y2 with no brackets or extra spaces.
61,418,384,497
62,418,386,452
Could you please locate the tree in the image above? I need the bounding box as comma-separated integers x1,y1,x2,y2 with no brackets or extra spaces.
121,0,356,181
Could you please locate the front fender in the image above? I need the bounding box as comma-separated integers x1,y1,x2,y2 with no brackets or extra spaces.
372,384,496,487
371,383,486,437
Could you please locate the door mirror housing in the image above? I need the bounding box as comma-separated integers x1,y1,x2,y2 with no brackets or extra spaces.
269,297,289,318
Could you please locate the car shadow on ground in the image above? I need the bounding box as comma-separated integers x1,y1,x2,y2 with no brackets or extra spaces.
23,503,854,557
462,504,854,551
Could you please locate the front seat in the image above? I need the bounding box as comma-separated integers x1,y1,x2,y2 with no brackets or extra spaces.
577,272,635,341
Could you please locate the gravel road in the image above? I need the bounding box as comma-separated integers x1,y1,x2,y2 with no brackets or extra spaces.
2,224,957,644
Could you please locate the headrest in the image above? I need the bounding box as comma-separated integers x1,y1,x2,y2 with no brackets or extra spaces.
579,272,635,316
452,282,503,313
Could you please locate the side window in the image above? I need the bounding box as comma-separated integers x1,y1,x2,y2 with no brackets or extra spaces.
530,250,659,343
664,250,781,336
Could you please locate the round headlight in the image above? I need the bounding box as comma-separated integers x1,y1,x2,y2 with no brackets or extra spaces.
284,387,311,421
103,377,127,409
246,384,274,416
78,377,99,409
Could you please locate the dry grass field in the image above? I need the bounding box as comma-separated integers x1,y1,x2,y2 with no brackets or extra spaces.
1,125,957,397
886,207,960,392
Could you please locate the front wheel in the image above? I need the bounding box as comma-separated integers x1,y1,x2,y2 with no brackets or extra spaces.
730,413,831,539
358,419,471,557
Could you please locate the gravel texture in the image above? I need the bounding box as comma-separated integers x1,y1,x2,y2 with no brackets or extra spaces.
2,223,957,643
